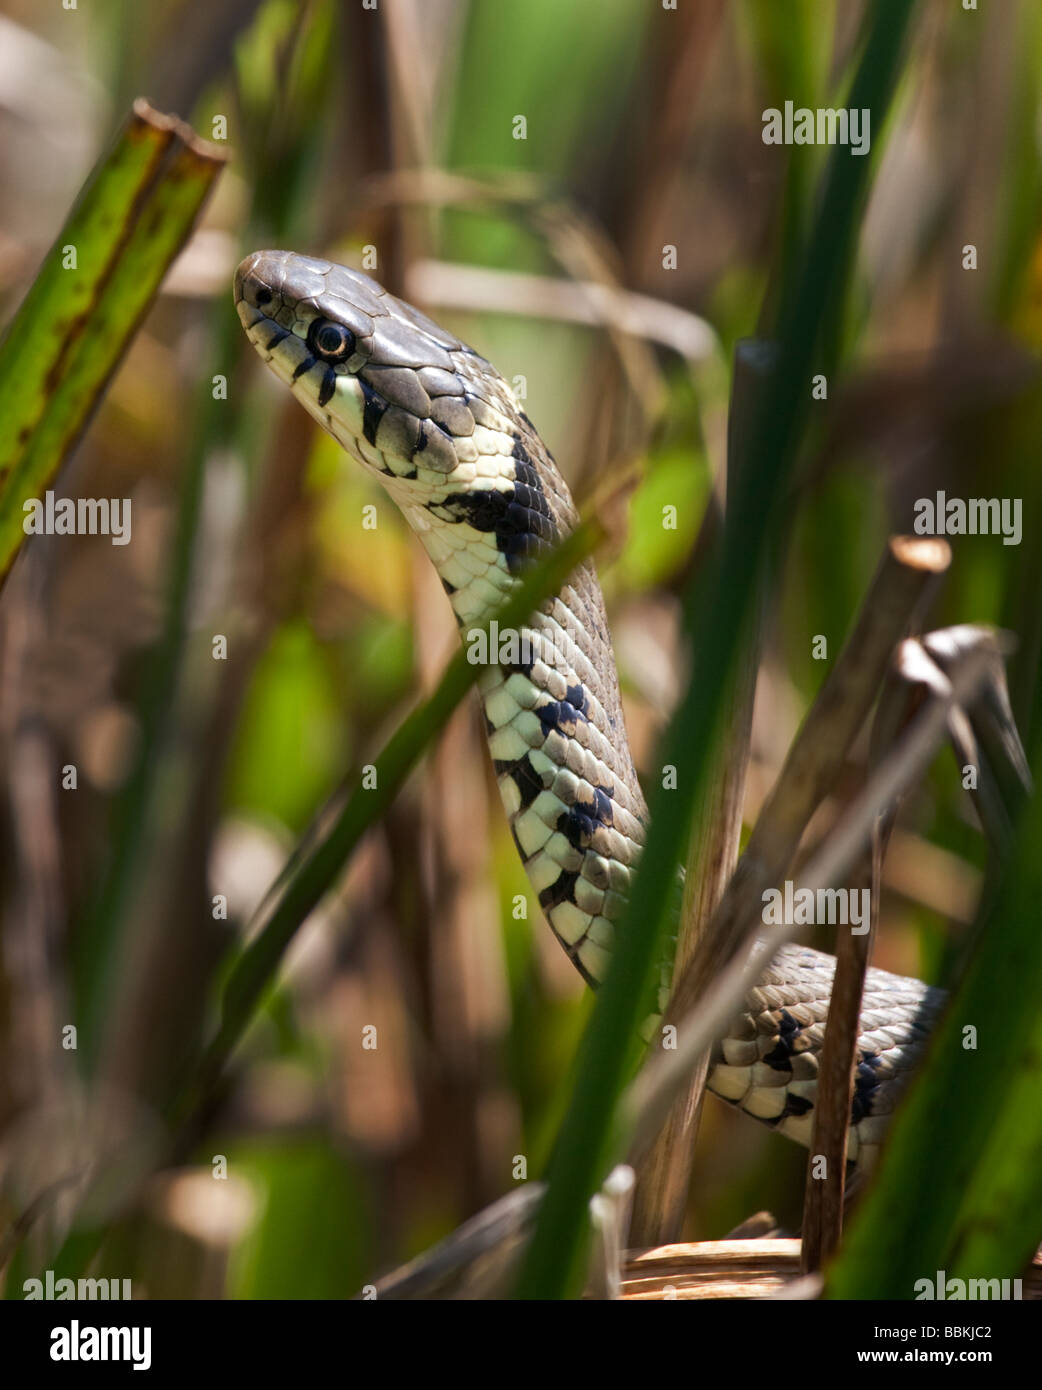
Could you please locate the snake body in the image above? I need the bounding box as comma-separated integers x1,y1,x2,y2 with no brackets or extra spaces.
235,251,945,1168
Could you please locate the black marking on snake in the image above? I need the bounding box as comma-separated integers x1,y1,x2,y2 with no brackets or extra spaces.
851,1051,883,1124
511,437,544,494
778,1092,814,1123
317,369,336,408
536,688,591,737
566,683,587,714
441,488,552,574
511,460,542,496
265,327,290,351
590,786,613,824
292,354,316,382
539,869,580,911
557,798,610,851
494,755,544,810
414,423,429,453
440,577,457,595
443,490,508,530
358,377,389,447
763,1009,802,1072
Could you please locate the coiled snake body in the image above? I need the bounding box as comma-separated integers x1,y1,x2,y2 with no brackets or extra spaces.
235,251,945,1168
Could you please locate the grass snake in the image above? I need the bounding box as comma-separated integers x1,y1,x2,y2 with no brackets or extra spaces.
234,250,945,1169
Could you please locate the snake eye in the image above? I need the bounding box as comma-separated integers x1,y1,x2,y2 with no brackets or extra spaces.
307,318,355,361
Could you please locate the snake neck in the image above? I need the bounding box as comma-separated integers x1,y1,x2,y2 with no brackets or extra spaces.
387,463,650,985
476,581,649,986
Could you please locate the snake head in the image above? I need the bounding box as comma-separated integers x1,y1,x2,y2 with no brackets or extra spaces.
234,249,524,489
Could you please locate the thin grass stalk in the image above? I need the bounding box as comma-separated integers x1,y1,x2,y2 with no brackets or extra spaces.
629,340,768,1246
799,644,934,1270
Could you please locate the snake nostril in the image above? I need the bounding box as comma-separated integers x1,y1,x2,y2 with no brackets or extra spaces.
234,252,277,309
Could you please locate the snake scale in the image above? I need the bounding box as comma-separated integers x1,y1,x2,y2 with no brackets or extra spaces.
235,250,945,1168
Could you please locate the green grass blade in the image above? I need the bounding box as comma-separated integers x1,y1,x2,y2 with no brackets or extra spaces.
0,97,225,1069
514,0,918,1300
0,100,225,584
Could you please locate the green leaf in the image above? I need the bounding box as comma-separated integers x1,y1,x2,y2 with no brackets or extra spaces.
226,621,347,832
